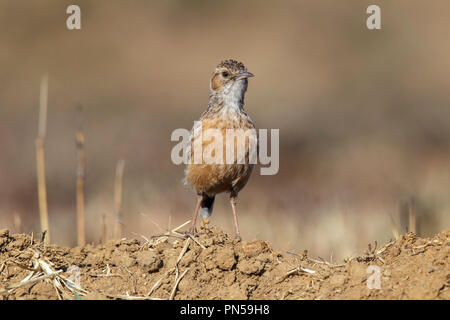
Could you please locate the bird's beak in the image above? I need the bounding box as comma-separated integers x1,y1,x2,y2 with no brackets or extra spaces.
234,71,254,80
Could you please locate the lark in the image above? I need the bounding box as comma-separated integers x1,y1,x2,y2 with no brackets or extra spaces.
184,59,257,240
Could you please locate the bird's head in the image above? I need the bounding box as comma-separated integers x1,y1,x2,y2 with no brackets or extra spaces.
209,59,254,107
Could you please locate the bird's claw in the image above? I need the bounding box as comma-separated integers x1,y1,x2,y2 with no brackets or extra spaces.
185,227,200,238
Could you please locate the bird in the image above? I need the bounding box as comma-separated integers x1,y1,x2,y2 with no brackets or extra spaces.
184,59,257,240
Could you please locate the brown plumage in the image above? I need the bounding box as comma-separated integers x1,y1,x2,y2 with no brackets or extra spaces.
184,59,257,239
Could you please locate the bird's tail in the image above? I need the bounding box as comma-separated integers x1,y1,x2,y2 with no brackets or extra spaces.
199,195,215,218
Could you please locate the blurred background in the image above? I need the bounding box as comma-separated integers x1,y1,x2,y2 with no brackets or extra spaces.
1,0,449,260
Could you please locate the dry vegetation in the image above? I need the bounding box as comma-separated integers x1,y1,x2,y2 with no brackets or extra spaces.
0,1,450,301
1,221,448,300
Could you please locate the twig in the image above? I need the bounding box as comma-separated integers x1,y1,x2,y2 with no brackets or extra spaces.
86,273,124,279
287,251,345,268
308,257,345,268
188,234,206,250
175,238,191,279
389,214,400,240
169,268,189,300
7,259,36,272
276,267,316,284
40,230,47,244
376,239,396,255
0,270,62,296
101,213,107,244
36,74,50,244
138,234,152,243
146,268,174,297
172,220,191,233
409,200,416,234
146,220,193,243
114,160,126,239
103,293,163,300
150,234,185,240
76,105,86,246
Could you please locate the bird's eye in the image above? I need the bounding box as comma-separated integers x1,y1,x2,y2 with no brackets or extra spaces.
222,71,229,78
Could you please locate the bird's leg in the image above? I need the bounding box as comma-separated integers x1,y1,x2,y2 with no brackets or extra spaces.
188,195,203,236
230,196,241,241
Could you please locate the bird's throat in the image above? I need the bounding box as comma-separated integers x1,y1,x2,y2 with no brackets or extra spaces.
209,79,247,113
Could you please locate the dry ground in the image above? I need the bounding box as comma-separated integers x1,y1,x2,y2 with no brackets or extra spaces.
0,221,448,300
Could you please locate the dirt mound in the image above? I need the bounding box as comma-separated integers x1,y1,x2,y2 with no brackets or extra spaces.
0,221,448,300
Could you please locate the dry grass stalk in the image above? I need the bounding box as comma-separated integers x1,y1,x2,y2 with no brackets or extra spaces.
310,257,345,268
168,237,192,300
409,203,416,234
175,237,191,280
0,270,62,296
169,268,189,300
76,105,86,246
188,234,206,249
171,220,191,234
276,264,316,284
85,263,124,279
146,268,174,297
0,250,88,299
137,220,192,250
389,214,400,240
287,251,345,269
36,74,50,244
103,293,163,300
101,213,107,244
114,159,125,239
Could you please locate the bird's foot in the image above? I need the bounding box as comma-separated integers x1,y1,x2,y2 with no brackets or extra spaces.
185,227,200,238
234,233,242,242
